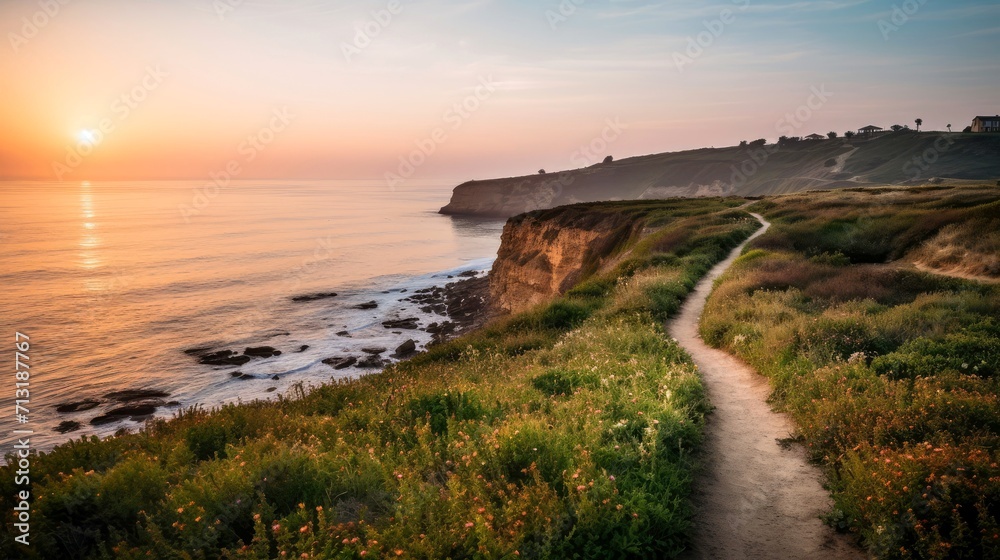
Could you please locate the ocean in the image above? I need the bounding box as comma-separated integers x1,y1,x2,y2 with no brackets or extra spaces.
0,180,504,456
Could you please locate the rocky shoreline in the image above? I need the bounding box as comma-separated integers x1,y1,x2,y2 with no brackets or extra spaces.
52,271,494,433
318,272,492,369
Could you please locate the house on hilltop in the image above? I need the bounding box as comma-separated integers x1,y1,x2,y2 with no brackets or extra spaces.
971,116,1000,132
804,133,825,141
858,125,884,138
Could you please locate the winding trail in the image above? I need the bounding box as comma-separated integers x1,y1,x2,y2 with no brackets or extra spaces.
672,213,863,560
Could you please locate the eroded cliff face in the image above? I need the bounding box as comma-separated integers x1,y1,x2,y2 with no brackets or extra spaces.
489,208,636,315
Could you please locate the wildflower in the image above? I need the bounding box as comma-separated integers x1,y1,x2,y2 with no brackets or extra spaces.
465,522,475,528
609,475,615,481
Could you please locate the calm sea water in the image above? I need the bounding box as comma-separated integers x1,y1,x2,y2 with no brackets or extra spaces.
0,180,503,455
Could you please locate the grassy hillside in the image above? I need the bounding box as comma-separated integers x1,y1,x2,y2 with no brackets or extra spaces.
701,185,1000,559
441,133,1000,217
0,199,757,559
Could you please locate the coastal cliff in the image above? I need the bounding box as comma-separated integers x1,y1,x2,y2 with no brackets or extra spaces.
441,133,1000,218
488,205,642,314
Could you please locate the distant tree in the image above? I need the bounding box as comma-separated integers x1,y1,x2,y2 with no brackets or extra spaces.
739,140,748,147
602,155,614,164
891,124,904,132
827,131,838,139
538,169,546,174
963,125,973,133
778,135,789,145
947,123,952,133
844,131,856,139
748,138,767,147
915,118,923,132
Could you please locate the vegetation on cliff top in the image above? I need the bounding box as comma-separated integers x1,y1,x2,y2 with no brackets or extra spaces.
701,185,1000,559
0,198,757,559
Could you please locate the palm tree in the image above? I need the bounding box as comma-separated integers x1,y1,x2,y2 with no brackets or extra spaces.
947,123,952,133
915,118,923,132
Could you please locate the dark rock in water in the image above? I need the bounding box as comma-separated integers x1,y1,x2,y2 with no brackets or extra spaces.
199,350,252,366
56,400,101,413
323,356,358,370
90,415,122,426
353,301,379,310
112,404,159,416
361,347,387,355
400,289,407,293
291,292,338,302
244,346,282,358
425,321,456,335
55,420,81,434
166,401,181,407
392,331,402,335
266,387,277,392
296,345,309,352
336,331,352,337
382,318,420,330
230,371,244,378
266,331,291,338
394,339,417,358
105,389,170,402
272,375,280,381
183,346,214,356
459,270,479,278
357,354,387,368
238,374,255,380
90,403,159,425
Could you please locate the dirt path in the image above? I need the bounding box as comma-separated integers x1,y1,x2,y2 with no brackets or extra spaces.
911,261,999,284
672,213,864,560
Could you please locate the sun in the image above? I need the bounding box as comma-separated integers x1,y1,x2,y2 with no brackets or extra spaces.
77,129,99,146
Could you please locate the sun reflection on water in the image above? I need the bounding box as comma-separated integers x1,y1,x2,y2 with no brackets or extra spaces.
79,182,103,273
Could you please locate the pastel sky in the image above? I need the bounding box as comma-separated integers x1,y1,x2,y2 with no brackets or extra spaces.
1,0,998,182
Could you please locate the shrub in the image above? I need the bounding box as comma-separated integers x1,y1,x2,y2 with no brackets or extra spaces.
871,333,1000,379
407,391,496,435
531,368,596,396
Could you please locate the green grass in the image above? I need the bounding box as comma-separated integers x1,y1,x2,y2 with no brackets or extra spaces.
701,186,1000,559
0,198,758,559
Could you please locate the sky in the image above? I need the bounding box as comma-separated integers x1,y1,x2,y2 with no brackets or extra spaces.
1,0,998,182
